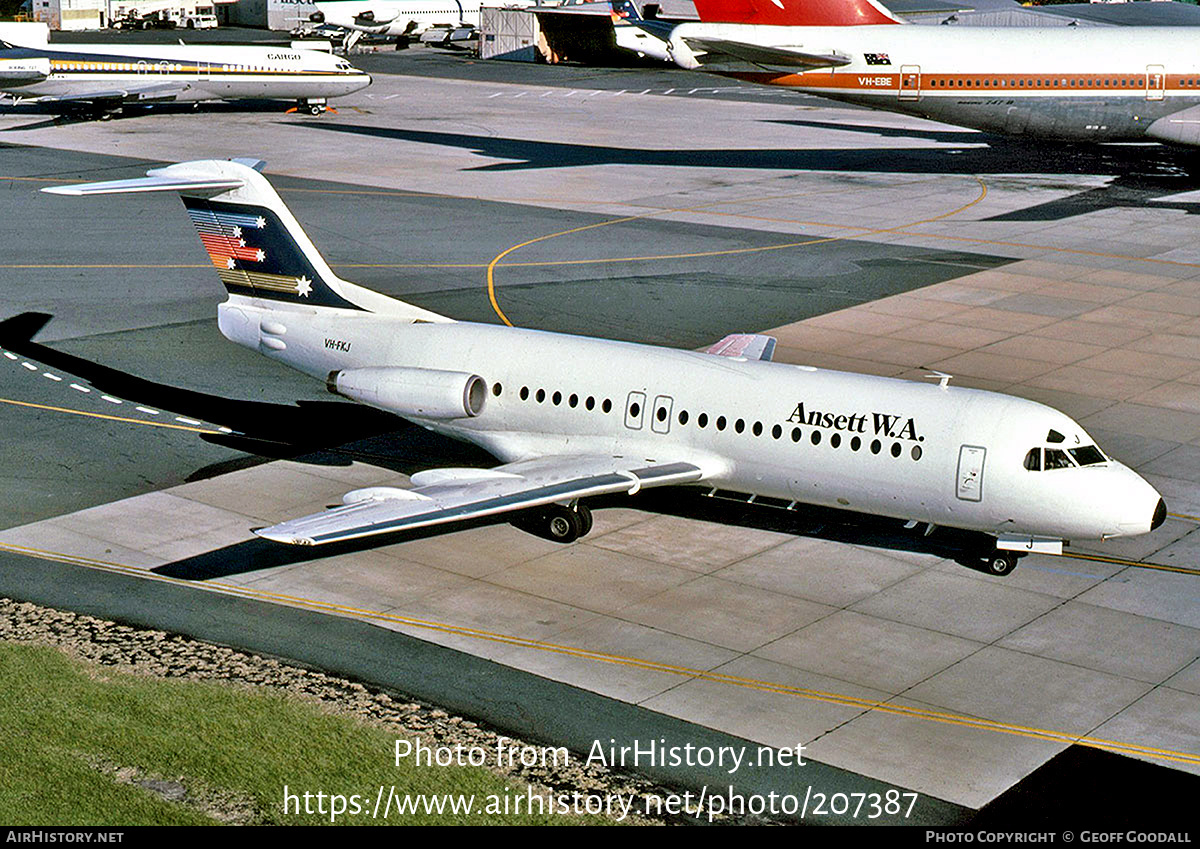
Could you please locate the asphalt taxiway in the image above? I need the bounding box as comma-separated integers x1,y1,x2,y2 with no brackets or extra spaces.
1,45,1198,821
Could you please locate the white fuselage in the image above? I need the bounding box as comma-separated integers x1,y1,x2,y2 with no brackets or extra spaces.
669,24,1200,144
313,0,483,35
0,42,370,103
216,296,1164,546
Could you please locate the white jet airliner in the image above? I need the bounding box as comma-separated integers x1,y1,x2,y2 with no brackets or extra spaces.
667,0,1200,146
44,159,1166,576
309,0,485,47
0,32,370,115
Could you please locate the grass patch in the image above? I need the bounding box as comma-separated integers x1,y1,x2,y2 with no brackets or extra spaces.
0,641,612,825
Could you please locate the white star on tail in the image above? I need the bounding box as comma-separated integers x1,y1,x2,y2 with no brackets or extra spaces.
255,216,267,229
296,276,312,297
255,249,266,262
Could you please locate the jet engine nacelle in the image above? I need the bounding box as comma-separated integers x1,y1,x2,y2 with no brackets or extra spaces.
328,366,487,419
0,57,50,84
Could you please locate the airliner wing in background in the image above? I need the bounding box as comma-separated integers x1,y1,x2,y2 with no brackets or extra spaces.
680,37,851,70
705,333,777,361
255,455,707,545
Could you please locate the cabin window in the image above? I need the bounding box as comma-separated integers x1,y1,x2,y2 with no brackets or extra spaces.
535,388,545,403
519,386,529,401
911,445,922,461
698,412,708,428
771,424,782,439
569,393,578,408
586,396,595,410
602,399,612,413
830,433,841,448
492,382,502,396
679,410,689,425
716,416,727,431
851,436,861,451
552,391,561,406
870,439,882,454
656,406,667,422
734,418,745,433
1069,445,1106,466
1024,448,1041,471
629,401,640,417
1045,448,1074,470
810,430,821,445
752,421,763,437
791,427,801,442
890,442,902,458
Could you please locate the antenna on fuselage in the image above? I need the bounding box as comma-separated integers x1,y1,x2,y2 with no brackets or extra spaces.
923,370,953,390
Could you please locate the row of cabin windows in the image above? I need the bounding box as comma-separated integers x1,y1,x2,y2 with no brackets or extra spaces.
493,383,922,460
927,77,1151,89
496,383,614,414
680,410,923,460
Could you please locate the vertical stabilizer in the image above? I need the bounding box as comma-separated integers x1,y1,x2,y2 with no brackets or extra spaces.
690,0,903,25
44,159,450,322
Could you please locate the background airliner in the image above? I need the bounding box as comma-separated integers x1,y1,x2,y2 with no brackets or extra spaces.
44,159,1166,576
667,0,1200,146
0,25,369,116
309,0,488,47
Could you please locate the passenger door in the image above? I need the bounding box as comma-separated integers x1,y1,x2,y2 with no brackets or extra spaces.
899,65,921,102
1146,65,1165,101
956,445,986,502
651,395,673,434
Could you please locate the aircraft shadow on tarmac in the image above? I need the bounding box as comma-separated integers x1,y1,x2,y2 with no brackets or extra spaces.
151,488,999,582
0,99,311,131
299,122,1200,221
0,311,492,478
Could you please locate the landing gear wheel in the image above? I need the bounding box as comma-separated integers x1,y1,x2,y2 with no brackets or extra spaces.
575,504,593,538
543,504,582,543
986,551,1018,576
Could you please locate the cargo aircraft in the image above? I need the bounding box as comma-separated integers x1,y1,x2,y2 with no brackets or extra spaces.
0,30,370,116
666,0,1200,146
44,159,1166,575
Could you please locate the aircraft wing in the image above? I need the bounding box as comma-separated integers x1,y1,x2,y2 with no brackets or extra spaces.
705,333,777,361
255,455,708,545
681,37,851,70
33,81,189,108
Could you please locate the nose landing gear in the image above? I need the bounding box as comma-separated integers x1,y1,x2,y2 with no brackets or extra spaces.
510,503,594,544
296,98,328,116
984,549,1023,576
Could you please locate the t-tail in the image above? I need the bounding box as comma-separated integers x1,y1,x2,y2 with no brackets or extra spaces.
42,158,449,323
689,0,903,25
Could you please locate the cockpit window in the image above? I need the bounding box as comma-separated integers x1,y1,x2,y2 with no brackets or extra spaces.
1069,445,1106,466
1024,448,1041,471
1044,448,1074,470
1046,429,1065,444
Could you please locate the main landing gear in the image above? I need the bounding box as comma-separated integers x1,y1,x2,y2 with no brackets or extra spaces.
511,503,593,544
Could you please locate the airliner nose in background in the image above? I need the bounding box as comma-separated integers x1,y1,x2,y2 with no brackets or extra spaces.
0,22,370,116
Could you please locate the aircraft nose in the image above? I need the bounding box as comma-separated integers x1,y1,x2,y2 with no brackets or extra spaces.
1151,497,1167,531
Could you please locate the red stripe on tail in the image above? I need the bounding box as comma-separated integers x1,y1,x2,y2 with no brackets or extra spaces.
690,0,901,25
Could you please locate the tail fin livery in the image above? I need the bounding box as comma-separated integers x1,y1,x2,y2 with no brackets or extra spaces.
44,159,448,322
690,0,902,26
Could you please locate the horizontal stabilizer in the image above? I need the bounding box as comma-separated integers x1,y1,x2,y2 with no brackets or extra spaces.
683,37,851,70
255,456,708,545
43,175,245,197
705,333,777,362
